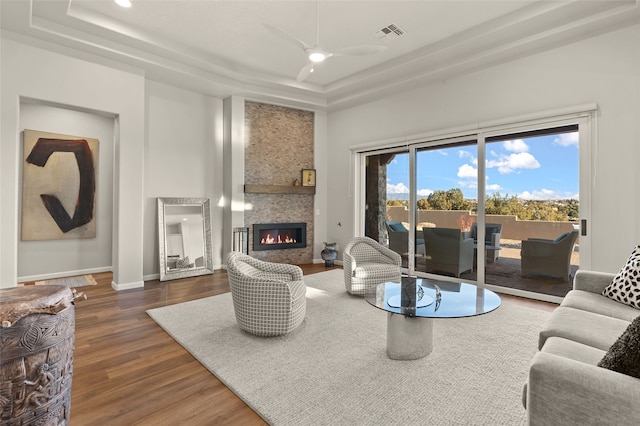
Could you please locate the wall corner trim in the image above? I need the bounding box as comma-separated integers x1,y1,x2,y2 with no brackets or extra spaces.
111,280,144,291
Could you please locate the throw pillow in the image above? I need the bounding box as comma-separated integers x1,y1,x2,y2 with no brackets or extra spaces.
388,222,406,232
597,315,640,379
602,246,640,309
553,232,570,243
176,256,191,268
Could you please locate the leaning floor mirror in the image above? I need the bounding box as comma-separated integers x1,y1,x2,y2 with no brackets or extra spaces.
157,197,214,281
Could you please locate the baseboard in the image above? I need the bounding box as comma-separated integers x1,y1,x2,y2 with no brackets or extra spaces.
144,265,225,282
313,258,343,266
18,266,112,283
143,273,160,281
111,280,144,291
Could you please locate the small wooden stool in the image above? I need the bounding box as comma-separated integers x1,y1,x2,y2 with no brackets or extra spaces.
0,285,78,425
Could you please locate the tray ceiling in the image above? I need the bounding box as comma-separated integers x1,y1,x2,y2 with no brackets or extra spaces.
1,0,638,110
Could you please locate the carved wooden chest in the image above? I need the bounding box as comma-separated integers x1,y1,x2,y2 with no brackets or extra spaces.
0,285,76,426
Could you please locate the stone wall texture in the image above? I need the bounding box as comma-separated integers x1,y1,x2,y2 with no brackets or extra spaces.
244,102,314,263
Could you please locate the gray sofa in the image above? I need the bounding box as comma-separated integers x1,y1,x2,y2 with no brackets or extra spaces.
523,269,640,425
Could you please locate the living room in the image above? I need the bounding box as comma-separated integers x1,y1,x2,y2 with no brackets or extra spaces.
1,1,639,424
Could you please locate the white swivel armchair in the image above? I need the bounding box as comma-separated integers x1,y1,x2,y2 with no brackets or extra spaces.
343,236,402,296
225,252,306,336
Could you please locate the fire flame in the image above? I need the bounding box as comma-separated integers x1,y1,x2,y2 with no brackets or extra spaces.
260,233,297,245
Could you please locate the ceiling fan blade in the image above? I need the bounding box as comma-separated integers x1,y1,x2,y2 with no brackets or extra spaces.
263,23,311,51
296,62,315,82
332,45,388,57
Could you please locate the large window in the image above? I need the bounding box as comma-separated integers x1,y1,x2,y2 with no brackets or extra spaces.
359,112,591,302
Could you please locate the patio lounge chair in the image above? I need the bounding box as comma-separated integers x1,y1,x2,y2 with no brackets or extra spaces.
385,220,425,256
465,223,503,262
422,228,474,277
521,230,579,282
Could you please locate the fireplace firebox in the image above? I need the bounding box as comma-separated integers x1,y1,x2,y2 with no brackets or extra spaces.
253,223,306,251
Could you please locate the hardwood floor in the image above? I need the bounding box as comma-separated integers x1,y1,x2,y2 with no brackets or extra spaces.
70,265,555,425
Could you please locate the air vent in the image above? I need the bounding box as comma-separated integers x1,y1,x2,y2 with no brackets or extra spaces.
375,23,406,40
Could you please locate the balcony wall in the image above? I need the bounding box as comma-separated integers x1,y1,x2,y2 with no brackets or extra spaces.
386,206,576,241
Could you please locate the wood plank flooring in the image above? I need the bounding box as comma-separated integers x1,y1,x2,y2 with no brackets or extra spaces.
70,265,556,425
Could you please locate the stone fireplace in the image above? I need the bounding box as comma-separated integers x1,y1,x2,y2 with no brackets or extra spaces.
244,101,315,263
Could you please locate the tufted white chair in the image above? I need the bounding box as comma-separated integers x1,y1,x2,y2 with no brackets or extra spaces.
343,236,402,296
225,252,306,336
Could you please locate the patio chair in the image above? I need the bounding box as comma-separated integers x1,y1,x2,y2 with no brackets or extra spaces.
385,220,425,256
422,228,474,277
343,236,402,296
225,252,306,336
520,230,579,282
465,223,503,262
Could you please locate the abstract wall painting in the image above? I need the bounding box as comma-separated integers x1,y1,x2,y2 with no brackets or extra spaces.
21,129,99,241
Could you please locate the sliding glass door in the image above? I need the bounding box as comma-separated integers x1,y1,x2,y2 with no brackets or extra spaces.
413,138,478,279
359,111,590,301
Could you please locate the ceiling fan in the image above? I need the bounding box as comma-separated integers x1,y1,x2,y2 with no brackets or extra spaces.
263,3,387,82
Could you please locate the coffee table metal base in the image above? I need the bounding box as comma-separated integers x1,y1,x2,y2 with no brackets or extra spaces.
386,312,433,360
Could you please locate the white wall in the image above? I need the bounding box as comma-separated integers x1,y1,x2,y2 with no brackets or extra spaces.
18,103,114,280
1,37,145,289
143,80,224,278
327,24,640,273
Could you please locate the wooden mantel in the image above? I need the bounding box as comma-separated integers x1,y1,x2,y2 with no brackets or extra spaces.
244,184,315,195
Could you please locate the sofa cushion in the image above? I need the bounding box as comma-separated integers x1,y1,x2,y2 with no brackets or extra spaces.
598,315,640,379
561,290,640,322
541,336,607,366
539,307,630,351
602,245,640,309
353,262,400,279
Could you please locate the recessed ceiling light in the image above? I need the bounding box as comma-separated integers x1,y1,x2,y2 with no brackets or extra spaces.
114,0,132,8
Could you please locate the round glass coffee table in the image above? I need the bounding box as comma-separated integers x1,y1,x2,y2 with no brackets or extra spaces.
364,277,501,360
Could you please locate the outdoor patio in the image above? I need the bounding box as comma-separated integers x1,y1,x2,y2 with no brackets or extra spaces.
410,239,579,298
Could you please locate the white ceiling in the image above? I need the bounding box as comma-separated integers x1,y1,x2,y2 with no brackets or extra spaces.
1,0,639,110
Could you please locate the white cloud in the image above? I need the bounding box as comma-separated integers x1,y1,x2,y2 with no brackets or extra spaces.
417,188,433,197
518,188,579,200
503,139,529,152
387,182,409,194
458,181,477,189
457,163,477,179
486,184,502,191
486,152,540,174
553,132,579,147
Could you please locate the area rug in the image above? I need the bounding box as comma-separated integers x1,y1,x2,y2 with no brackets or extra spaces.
147,269,549,425
18,274,97,288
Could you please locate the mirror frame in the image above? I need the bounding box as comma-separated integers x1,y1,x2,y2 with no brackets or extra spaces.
157,197,213,281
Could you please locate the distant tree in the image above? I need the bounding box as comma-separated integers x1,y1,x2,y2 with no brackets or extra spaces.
427,189,471,211
560,199,580,220
486,193,530,219
386,199,404,207
416,198,430,210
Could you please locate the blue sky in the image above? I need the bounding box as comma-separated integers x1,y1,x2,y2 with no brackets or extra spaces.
386,132,579,200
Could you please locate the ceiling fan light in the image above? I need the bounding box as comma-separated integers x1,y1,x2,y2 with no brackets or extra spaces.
114,0,132,8
309,52,326,63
